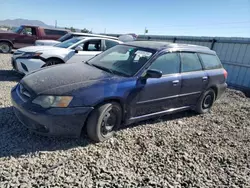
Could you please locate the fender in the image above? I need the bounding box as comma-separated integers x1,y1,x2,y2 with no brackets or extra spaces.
0,39,14,46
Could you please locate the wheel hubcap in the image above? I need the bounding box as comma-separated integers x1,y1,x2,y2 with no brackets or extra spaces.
101,108,117,136
203,95,213,109
0,44,10,53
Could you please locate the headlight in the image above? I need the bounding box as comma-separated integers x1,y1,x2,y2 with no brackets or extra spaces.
21,52,43,58
32,96,73,108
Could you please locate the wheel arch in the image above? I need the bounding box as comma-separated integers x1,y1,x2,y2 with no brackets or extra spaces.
45,57,65,63
0,39,13,47
93,97,125,117
81,97,126,135
210,85,218,99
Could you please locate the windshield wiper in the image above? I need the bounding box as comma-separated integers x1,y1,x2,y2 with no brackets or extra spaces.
91,64,115,74
84,61,90,65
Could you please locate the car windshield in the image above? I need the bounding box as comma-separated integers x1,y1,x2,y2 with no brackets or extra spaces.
12,26,23,33
58,33,73,42
87,45,155,77
55,37,83,48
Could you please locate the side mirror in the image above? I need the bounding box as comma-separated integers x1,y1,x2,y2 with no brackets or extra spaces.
75,45,83,51
145,69,162,79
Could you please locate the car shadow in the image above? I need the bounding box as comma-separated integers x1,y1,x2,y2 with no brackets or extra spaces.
0,105,197,158
0,106,91,158
0,70,23,82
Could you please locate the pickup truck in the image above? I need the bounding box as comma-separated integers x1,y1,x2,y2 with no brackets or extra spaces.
0,25,69,53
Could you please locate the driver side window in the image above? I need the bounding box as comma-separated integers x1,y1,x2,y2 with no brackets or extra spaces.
20,27,35,36
149,53,180,75
75,40,102,51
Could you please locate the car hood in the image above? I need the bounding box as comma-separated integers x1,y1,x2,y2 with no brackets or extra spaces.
35,40,60,46
17,45,67,53
21,62,114,95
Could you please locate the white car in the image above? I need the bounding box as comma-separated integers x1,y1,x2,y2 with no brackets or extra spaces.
35,32,119,46
12,37,123,74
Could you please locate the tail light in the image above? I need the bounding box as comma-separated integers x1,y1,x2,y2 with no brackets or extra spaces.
223,69,228,79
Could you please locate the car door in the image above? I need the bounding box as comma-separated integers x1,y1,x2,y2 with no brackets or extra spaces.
179,52,208,106
66,39,102,63
133,52,182,117
14,27,37,48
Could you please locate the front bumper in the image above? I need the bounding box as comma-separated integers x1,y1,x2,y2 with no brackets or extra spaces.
11,57,46,74
11,86,94,138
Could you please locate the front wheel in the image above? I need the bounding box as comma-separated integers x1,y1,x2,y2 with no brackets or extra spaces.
195,89,216,114
0,42,12,53
86,102,122,142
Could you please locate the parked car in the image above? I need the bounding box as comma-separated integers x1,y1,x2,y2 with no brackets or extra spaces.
0,25,69,53
35,32,119,46
12,36,122,74
11,41,227,142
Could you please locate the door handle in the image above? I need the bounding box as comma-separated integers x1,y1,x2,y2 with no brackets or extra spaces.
202,76,208,81
172,80,179,86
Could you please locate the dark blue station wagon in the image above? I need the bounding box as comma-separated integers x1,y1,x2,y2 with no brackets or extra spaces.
11,41,227,142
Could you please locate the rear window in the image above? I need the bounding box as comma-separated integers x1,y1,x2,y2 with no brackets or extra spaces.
44,29,68,36
199,53,222,70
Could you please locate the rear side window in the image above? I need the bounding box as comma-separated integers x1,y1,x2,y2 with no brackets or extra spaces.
44,29,67,36
199,53,222,69
149,53,180,75
181,53,202,72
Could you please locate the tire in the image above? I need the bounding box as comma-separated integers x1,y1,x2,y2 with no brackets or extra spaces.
0,42,12,53
195,89,216,114
86,102,122,142
44,58,63,67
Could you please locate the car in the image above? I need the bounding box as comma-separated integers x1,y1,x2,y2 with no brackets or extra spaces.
35,32,119,46
12,36,123,74
0,25,69,53
11,41,227,142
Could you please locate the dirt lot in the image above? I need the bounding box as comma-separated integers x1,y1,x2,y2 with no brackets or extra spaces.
0,54,249,187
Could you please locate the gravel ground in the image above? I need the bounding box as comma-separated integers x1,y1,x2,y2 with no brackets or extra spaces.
0,54,249,187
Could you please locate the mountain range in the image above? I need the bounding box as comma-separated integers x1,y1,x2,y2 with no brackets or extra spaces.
0,19,55,28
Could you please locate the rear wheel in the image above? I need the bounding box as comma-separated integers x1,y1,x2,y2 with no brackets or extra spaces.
44,58,63,67
86,102,122,142
0,42,12,53
195,89,216,114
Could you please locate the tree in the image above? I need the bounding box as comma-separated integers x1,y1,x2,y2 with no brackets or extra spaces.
70,27,76,32
81,28,92,33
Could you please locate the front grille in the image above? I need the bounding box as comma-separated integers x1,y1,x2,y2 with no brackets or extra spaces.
17,84,31,101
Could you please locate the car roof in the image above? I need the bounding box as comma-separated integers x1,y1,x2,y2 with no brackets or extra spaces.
75,36,123,43
124,41,216,54
68,32,118,40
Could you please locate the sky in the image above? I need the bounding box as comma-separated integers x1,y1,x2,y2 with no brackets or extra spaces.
1,0,250,37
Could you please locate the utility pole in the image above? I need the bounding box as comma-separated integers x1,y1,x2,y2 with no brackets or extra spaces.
144,27,148,36
55,20,57,28
104,28,106,34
